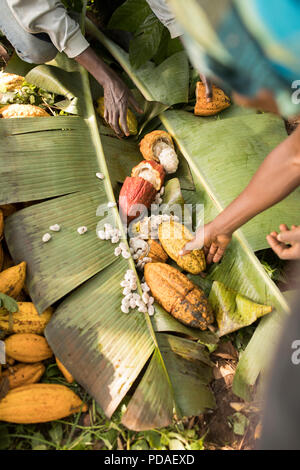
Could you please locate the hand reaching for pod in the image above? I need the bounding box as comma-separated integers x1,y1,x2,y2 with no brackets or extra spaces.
179,222,232,264
267,224,300,260
103,76,143,137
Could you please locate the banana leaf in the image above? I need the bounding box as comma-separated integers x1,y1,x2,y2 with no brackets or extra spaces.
209,280,272,336
2,55,215,429
93,33,300,400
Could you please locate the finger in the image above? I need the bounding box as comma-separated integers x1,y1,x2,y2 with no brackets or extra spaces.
279,224,289,232
277,231,296,243
276,245,300,260
119,108,130,137
292,225,298,230
179,237,202,256
200,74,213,102
267,234,288,257
104,107,109,123
213,247,226,263
270,231,278,237
110,111,124,137
206,243,218,264
128,94,143,114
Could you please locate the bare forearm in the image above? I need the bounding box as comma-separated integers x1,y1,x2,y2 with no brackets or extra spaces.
213,126,300,234
74,46,116,86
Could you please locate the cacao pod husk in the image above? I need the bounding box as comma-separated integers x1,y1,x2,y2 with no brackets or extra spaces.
119,176,157,223
194,82,230,116
139,130,174,162
144,263,214,330
158,221,206,274
131,160,165,191
0,104,49,118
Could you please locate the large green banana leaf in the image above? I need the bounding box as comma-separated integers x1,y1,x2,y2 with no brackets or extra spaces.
90,29,300,400
2,51,216,430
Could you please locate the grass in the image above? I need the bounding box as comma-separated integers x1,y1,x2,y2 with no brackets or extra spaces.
0,360,207,451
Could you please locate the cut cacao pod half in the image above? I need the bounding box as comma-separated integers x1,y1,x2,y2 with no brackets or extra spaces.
145,263,214,330
139,130,174,162
138,239,168,265
119,176,157,223
194,82,231,116
0,104,49,118
208,280,272,336
158,220,206,274
131,160,165,191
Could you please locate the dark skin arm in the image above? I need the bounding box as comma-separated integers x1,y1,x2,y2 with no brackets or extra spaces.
180,124,300,262
75,47,142,137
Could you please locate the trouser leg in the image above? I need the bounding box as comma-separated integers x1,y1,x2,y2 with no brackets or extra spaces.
0,0,57,64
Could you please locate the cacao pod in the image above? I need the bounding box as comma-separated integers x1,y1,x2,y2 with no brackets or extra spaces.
144,263,214,330
0,383,87,423
0,104,49,119
2,362,45,389
0,302,52,334
131,160,165,191
139,239,168,264
139,130,174,162
56,357,74,384
194,82,230,116
158,221,206,274
0,72,24,92
0,204,17,217
119,176,157,223
96,96,138,135
5,333,53,362
0,262,26,298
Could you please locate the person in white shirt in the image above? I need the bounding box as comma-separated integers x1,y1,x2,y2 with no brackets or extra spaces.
0,0,142,136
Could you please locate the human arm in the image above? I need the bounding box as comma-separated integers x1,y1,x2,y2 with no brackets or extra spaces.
180,125,300,262
74,47,142,136
8,0,142,135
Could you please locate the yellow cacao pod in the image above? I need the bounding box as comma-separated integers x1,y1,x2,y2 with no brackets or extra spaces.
5,333,53,363
0,302,52,334
0,383,88,423
194,82,231,116
144,263,214,330
96,97,138,135
0,262,26,298
2,362,45,389
158,221,206,274
56,357,74,384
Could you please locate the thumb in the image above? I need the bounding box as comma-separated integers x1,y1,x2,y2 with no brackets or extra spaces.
277,231,295,243
179,238,202,256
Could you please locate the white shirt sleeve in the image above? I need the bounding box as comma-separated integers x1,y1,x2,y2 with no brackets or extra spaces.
7,0,90,58
146,0,183,38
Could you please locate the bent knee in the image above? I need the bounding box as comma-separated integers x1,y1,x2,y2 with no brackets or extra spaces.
16,43,57,64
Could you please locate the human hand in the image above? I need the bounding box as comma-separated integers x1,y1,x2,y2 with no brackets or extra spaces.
103,76,142,137
179,221,232,263
266,224,300,260
199,73,213,103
